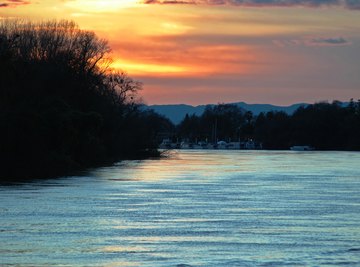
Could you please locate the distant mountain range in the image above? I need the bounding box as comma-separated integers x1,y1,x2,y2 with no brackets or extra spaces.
147,102,308,124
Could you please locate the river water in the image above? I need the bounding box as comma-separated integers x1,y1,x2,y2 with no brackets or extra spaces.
1,150,360,267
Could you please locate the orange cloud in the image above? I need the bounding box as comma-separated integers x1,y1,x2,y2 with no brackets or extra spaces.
109,34,266,77
0,0,30,8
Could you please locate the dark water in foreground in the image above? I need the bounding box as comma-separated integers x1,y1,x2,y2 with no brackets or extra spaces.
1,150,360,267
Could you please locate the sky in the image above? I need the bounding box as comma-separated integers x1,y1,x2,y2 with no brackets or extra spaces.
1,0,359,105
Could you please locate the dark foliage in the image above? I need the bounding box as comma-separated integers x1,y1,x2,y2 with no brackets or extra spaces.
177,104,247,143
0,20,173,182
287,100,360,150
176,101,360,150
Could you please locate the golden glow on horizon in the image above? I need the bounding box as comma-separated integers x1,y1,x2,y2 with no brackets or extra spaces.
159,22,193,35
65,0,140,12
111,59,192,75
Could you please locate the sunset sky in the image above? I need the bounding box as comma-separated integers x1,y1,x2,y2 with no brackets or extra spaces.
1,0,359,105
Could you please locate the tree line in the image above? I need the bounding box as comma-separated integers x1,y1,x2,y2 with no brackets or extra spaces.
0,20,171,182
174,100,360,150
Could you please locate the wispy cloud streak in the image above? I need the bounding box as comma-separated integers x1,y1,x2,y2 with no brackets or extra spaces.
0,0,30,8
143,0,360,10
273,36,352,47
306,37,352,46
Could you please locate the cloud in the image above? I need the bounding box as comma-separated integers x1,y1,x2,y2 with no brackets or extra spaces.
345,0,360,10
0,0,30,8
110,34,264,77
143,0,360,10
273,36,352,47
305,37,352,46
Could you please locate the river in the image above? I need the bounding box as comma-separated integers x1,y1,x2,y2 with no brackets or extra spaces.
1,150,360,266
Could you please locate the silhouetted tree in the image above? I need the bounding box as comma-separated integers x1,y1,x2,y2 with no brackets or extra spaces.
0,20,165,182
177,104,246,143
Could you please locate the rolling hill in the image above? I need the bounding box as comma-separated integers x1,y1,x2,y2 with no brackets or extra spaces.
147,102,308,124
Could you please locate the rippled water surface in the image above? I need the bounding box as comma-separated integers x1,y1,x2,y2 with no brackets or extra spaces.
1,150,360,266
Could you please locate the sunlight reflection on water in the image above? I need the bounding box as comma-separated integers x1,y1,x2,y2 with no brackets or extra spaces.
1,150,360,266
